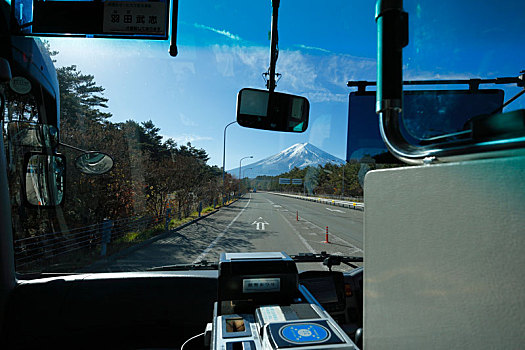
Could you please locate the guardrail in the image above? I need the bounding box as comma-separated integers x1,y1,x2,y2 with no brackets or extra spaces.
14,195,235,269
269,192,365,211
278,191,363,203
14,214,164,268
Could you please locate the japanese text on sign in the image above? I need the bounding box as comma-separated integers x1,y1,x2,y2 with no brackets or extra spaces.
103,1,167,35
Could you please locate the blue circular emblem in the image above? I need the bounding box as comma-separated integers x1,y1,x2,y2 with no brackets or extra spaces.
279,323,330,344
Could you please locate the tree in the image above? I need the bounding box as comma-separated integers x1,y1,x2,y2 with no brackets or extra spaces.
57,65,111,125
13,43,225,241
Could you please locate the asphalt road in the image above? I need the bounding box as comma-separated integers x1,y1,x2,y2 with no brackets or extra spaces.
102,192,363,272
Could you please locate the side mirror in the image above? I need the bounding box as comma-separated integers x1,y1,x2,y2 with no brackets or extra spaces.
75,152,114,175
8,122,59,148
0,58,12,82
236,88,309,132
24,153,65,207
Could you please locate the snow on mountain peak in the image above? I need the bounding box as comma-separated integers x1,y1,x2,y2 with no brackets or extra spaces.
228,143,344,177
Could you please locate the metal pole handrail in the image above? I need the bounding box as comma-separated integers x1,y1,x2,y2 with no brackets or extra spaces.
239,156,253,195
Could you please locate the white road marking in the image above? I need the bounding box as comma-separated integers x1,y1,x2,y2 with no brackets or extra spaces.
264,193,362,253
326,208,345,213
346,247,362,254
277,211,316,254
252,217,269,230
192,194,252,263
300,218,363,253
277,211,325,270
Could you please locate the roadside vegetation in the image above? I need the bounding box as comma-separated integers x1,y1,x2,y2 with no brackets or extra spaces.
9,44,240,272
9,42,387,272
242,162,400,199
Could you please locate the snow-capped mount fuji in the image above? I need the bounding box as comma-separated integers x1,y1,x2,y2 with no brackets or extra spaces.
228,143,345,178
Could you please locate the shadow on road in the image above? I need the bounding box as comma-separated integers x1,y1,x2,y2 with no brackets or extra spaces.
104,212,279,271
321,241,356,249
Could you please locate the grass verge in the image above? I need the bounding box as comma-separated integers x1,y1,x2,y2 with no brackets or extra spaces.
20,201,238,274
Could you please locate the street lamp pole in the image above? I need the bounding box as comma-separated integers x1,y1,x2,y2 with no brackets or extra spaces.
222,121,237,200
239,156,253,196
243,167,253,192
341,162,345,199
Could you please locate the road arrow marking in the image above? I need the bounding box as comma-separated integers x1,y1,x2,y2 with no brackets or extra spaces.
252,217,269,230
192,193,252,264
326,207,345,213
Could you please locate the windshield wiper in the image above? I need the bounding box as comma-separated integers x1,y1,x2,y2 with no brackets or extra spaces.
290,252,363,271
147,253,363,272
147,260,218,271
16,272,80,280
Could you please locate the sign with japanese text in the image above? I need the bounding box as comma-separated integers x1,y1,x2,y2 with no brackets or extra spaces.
103,1,167,36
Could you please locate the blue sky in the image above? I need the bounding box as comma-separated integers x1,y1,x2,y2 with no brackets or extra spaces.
48,0,524,170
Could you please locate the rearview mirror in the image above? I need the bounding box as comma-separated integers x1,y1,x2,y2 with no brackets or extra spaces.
24,153,65,207
75,152,114,175
236,88,309,132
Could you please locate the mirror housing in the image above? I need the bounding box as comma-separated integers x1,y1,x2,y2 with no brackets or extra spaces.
0,58,12,82
8,122,59,149
75,152,114,175
236,88,309,133
24,153,65,207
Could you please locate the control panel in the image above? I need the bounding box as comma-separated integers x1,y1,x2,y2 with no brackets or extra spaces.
211,252,359,350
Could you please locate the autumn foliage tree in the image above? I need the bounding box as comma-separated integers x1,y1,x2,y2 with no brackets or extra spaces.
16,46,224,236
